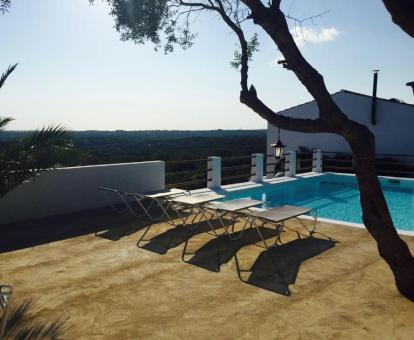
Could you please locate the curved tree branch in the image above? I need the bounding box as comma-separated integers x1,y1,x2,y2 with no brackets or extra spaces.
382,0,414,38
211,0,331,133
241,0,358,134
240,86,330,132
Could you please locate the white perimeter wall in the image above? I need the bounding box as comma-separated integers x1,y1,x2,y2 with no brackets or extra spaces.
267,91,414,155
0,161,165,225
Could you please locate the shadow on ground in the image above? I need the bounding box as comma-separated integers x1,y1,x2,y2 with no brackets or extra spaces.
0,207,141,253
140,219,233,254
0,203,338,296
96,221,147,241
187,227,279,272
247,237,337,294
185,228,337,295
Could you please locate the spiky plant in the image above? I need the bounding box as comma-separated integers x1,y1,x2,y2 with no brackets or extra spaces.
0,65,73,197
0,117,14,132
0,64,17,89
0,300,65,339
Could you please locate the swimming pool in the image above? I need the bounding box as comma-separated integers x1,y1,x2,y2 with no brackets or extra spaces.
223,173,414,233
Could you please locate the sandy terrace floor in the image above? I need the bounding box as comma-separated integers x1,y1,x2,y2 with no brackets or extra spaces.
1,210,414,340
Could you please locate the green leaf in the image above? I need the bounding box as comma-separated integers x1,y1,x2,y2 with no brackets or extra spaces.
0,124,73,197
231,33,260,69
0,63,18,90
0,0,11,13
0,116,14,132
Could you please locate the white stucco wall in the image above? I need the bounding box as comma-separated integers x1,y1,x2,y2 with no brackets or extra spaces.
267,91,414,155
0,161,165,225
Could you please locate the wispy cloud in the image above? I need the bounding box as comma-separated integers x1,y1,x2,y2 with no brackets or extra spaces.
290,26,339,46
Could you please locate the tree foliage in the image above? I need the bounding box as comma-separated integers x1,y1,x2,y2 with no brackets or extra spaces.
91,0,196,53
0,117,14,132
93,0,259,59
0,0,11,13
0,65,73,198
0,64,17,90
231,33,259,69
0,299,65,339
0,122,73,198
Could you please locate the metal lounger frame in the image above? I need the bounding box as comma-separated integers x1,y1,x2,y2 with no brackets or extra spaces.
181,199,263,270
225,206,320,296
179,201,232,267
99,186,194,252
137,193,225,253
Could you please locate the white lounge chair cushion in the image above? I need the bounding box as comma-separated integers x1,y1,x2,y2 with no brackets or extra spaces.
171,193,225,205
206,198,263,212
253,205,312,223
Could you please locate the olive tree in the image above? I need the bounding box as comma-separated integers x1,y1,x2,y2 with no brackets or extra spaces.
95,0,414,300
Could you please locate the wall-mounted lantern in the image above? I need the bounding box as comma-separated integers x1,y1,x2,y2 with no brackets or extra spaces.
270,127,285,159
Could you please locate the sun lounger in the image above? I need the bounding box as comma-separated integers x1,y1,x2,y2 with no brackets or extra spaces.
168,193,226,233
249,205,316,248
137,192,225,251
229,205,318,295
180,198,263,264
99,186,188,221
205,198,263,239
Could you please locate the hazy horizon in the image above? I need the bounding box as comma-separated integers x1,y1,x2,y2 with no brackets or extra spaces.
1,0,413,131
3,128,267,132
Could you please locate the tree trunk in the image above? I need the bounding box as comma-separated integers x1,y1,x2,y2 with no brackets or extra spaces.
348,132,414,300
218,0,414,300
382,0,414,38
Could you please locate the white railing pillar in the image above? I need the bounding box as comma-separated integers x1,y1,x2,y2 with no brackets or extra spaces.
312,149,322,173
207,156,221,188
285,151,297,177
251,153,264,182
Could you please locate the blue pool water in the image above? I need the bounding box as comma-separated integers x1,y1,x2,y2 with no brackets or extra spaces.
224,173,414,232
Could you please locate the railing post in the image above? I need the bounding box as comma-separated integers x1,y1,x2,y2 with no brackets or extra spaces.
207,156,221,188
251,153,264,182
312,149,322,173
285,151,297,177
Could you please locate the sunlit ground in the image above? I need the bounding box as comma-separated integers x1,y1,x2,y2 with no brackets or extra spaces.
1,210,414,339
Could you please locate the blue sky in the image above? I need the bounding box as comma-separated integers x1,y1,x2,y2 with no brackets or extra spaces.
1,0,413,130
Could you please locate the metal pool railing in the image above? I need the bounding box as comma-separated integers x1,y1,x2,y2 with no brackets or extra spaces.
165,154,264,189
296,152,314,174
264,153,289,177
165,158,209,190
322,152,414,178
221,155,253,185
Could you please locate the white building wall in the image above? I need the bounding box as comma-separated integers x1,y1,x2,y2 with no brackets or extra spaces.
267,91,414,155
0,161,165,225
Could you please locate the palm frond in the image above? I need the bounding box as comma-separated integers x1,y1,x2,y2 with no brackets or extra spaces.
0,63,18,90
0,116,14,132
1,299,65,339
23,125,72,149
0,125,73,197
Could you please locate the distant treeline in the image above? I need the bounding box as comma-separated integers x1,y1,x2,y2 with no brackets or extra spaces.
1,130,267,166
